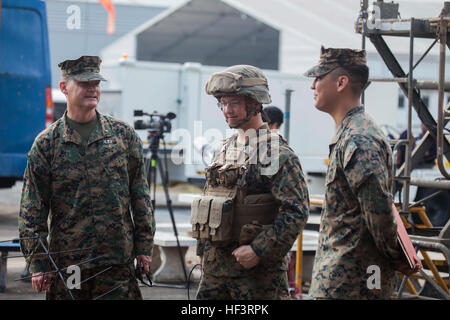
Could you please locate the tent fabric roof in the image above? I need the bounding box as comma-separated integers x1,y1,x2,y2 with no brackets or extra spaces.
135,0,279,69
101,0,447,73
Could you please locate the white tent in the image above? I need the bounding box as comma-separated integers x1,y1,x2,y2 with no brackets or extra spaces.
101,0,280,69
101,0,448,76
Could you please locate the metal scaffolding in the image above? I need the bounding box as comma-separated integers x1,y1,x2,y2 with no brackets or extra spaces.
356,0,450,299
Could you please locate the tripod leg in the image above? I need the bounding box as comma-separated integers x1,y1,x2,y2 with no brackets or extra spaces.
145,153,152,187
156,156,188,283
145,154,157,209
151,158,157,210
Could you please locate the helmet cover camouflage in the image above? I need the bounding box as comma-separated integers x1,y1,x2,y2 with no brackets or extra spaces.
304,46,367,78
58,56,106,82
206,65,271,104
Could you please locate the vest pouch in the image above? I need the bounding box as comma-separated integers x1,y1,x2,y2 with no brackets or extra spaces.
223,167,240,188
197,196,213,239
206,164,220,186
190,198,201,239
215,163,240,188
232,193,279,240
208,196,234,246
239,222,272,246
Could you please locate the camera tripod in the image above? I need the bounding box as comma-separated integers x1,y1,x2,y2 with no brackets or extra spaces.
144,129,188,287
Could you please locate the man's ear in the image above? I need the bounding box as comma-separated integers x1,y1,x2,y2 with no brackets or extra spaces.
336,75,350,93
60,80,68,95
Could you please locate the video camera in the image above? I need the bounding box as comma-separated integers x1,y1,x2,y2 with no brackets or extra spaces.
133,110,176,134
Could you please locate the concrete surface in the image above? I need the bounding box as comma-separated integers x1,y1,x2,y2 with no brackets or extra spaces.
0,257,199,300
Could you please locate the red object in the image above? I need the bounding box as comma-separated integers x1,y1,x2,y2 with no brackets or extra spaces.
45,87,54,128
98,0,115,35
287,252,302,299
393,204,420,270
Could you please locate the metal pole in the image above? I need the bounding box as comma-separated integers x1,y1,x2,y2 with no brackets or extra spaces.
38,238,75,300
284,89,293,142
295,232,303,292
437,18,450,179
410,178,450,190
391,139,408,195
361,33,366,106
402,18,414,215
360,0,368,105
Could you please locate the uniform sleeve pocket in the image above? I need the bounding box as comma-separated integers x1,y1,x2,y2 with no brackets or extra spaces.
326,162,337,186
343,140,358,170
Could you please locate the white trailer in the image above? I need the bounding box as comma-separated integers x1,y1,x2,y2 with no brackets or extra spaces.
98,58,401,196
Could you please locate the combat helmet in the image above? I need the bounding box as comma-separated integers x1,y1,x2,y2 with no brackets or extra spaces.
205,65,271,127
206,65,271,104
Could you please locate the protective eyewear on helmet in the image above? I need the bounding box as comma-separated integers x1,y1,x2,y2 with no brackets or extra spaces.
217,99,243,111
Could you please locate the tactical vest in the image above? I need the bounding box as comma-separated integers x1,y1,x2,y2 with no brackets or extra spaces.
190,129,280,246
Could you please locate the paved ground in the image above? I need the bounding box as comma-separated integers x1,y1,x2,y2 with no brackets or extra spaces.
0,259,199,300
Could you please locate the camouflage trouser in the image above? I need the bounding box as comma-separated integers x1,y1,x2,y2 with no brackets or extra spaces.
46,263,142,300
196,271,290,300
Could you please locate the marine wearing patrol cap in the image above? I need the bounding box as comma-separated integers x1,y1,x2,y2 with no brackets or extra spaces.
58,55,106,82
304,46,367,78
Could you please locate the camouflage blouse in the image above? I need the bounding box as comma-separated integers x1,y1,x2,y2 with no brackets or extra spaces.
19,111,155,273
309,106,403,299
198,124,310,278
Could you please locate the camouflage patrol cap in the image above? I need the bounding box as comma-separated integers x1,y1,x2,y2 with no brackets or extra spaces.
206,65,272,104
58,56,106,82
304,46,367,78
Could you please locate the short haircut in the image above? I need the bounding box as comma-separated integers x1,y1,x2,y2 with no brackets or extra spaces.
330,64,369,96
263,106,284,125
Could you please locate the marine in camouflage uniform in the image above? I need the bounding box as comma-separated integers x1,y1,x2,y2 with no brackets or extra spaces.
193,65,310,300
18,56,155,300
305,47,405,299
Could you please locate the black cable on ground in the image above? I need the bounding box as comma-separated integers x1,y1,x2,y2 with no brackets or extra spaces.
187,264,202,301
